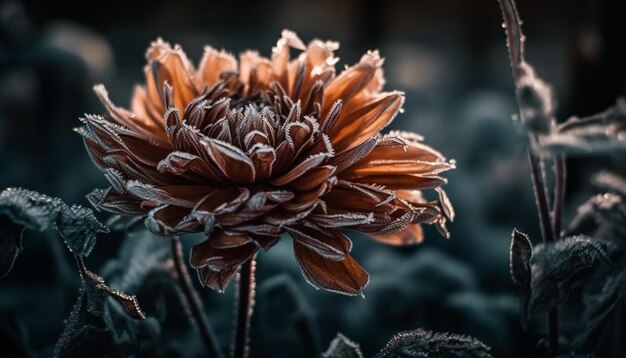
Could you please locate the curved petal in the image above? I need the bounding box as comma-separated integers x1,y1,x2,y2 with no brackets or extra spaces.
197,46,237,88
190,238,257,270
286,226,351,260
145,39,198,113
329,92,404,152
201,138,256,184
371,224,424,246
293,241,369,296
196,266,238,292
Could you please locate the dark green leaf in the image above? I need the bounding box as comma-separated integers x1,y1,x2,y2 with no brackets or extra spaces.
322,333,363,358
0,215,24,277
374,328,493,358
528,236,611,316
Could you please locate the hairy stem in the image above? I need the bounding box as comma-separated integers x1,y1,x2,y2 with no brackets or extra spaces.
552,156,566,239
170,237,223,358
498,0,560,354
233,257,256,358
527,148,554,243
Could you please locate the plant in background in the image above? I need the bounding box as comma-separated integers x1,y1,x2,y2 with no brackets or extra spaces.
499,0,626,356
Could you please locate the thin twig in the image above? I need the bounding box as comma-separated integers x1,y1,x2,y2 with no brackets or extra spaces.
552,156,566,239
170,236,223,358
232,257,256,358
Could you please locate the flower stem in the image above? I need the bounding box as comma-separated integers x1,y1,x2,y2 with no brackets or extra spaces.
527,148,554,243
528,148,561,356
233,257,256,358
170,236,223,358
552,156,566,239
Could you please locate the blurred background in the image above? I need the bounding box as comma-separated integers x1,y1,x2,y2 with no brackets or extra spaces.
1,0,625,356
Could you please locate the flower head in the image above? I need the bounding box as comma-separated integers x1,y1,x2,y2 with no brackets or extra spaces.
79,30,455,295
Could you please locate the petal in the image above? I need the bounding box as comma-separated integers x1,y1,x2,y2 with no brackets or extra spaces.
270,153,328,186
194,187,250,215
293,241,369,296
271,30,306,92
239,50,273,91
330,134,379,171
286,226,351,260
209,231,254,249
288,165,336,191
308,211,373,229
144,205,192,236
201,138,256,184
323,51,384,111
351,174,447,190
87,188,145,215
130,85,168,140
371,224,424,246
329,92,404,152
145,40,199,113
196,266,238,292
94,84,167,143
190,238,257,270
197,46,237,88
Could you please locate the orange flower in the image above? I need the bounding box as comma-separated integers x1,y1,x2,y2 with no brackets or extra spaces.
79,30,455,295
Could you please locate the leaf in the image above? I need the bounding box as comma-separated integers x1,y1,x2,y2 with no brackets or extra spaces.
527,236,611,316
322,333,363,358
54,204,109,256
509,229,532,323
100,231,175,318
537,99,626,157
0,216,24,277
574,268,626,357
0,188,108,271
253,275,320,357
53,269,158,358
374,328,493,358
84,270,146,320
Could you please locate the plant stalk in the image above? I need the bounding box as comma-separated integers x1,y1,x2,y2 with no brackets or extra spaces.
233,257,256,358
552,156,566,239
170,236,223,358
527,148,554,244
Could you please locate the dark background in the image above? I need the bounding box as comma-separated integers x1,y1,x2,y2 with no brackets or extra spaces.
1,0,625,356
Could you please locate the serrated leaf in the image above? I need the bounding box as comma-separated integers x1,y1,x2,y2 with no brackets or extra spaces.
55,205,108,256
374,328,493,358
0,215,24,277
527,236,611,316
53,267,157,358
322,333,363,358
509,229,532,323
0,188,108,277
84,270,146,320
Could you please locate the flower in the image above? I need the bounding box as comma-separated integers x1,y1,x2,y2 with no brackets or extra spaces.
78,30,455,296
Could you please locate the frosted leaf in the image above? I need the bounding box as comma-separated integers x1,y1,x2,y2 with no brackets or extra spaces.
509,229,532,323
322,333,363,358
0,188,108,277
527,236,611,316
374,328,493,358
